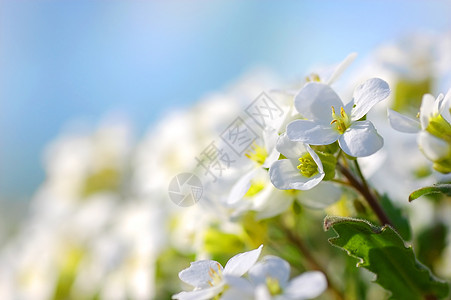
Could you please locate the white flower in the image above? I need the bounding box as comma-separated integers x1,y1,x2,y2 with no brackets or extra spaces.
223,127,281,218
248,256,328,300
173,245,263,300
286,78,390,157
389,90,451,133
388,90,451,172
269,133,324,190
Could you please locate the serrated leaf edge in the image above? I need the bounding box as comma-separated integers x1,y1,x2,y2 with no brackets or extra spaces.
324,216,450,299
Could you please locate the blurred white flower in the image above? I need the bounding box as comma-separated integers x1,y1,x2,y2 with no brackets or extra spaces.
278,52,358,97
223,126,281,217
248,256,327,300
173,245,263,300
311,52,358,86
388,89,451,173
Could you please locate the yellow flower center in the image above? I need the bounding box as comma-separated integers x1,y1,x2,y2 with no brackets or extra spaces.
427,113,451,143
244,181,265,197
245,143,268,165
266,277,283,296
297,153,318,178
330,106,351,134
305,73,321,82
208,262,223,286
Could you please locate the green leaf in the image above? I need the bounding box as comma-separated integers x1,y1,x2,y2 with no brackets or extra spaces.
409,184,451,202
324,216,449,299
379,194,411,240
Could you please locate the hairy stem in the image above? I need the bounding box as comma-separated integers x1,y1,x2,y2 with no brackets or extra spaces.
337,162,393,227
353,160,370,192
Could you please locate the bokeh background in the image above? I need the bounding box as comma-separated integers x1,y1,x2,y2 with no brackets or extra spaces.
2,1,450,207
1,1,451,299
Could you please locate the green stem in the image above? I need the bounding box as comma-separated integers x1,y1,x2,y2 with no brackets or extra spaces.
354,160,369,192
331,178,352,187
280,223,345,300
337,162,394,228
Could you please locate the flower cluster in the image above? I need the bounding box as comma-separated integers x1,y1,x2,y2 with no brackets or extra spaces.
270,76,390,192
1,33,451,300
174,245,327,300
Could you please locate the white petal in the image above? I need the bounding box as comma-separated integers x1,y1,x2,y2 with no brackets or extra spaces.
284,271,328,299
263,127,278,153
223,275,254,292
433,94,444,116
276,132,307,159
440,89,451,124
326,52,358,85
221,275,254,300
306,144,324,174
227,169,257,206
418,131,450,161
220,288,253,300
172,286,223,300
223,245,263,277
351,78,390,121
287,120,340,145
297,182,342,209
248,255,290,287
420,94,436,129
245,182,278,218
255,189,293,220
294,82,343,120
269,159,324,190
387,109,421,133
339,121,383,157
255,285,272,300
179,260,223,288
344,98,355,113
263,148,281,168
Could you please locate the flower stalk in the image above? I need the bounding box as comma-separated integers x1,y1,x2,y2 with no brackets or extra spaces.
279,222,345,300
337,162,394,228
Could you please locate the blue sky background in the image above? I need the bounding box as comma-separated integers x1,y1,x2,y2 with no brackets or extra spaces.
1,1,450,203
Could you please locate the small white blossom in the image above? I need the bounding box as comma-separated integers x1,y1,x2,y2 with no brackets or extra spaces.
248,256,328,300
269,133,325,190
173,245,263,300
388,89,451,172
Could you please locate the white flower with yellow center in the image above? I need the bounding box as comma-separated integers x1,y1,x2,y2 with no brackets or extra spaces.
388,89,451,173
173,245,262,300
287,78,390,157
225,127,280,216
269,133,324,190
248,256,327,300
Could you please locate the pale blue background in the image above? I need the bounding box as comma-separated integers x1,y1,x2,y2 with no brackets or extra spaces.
0,1,450,203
